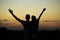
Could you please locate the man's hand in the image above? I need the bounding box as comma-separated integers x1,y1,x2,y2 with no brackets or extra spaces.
37,8,46,20
8,9,13,14
43,8,46,12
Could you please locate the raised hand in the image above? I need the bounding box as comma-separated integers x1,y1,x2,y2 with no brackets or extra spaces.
41,8,46,15
38,8,46,20
8,8,23,22
8,9,13,14
43,8,46,12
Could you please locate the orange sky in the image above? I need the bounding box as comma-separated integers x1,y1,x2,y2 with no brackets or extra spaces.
0,0,60,28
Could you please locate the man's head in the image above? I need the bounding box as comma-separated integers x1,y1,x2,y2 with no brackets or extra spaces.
31,15,36,21
25,14,30,21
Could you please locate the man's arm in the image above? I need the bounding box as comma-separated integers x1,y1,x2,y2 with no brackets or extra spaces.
37,8,46,20
8,9,23,23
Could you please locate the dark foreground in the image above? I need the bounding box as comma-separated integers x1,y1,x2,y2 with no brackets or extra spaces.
0,27,60,40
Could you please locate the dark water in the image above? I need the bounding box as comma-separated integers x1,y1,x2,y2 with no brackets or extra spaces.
0,27,60,40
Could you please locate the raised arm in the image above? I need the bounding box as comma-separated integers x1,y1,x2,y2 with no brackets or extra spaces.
8,9,23,23
37,8,46,20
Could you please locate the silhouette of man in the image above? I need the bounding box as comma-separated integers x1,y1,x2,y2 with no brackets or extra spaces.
8,9,31,40
31,8,46,39
8,8,46,40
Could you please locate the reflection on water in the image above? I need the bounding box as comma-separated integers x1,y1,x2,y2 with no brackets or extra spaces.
0,20,23,30
0,20,19,26
0,20,60,30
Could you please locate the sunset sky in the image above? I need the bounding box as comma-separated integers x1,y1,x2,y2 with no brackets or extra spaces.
0,0,60,29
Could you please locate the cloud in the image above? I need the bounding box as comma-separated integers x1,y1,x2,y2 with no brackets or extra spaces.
0,19,9,21
43,20,60,22
3,19,9,21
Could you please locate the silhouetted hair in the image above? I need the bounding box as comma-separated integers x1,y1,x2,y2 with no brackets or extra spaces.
26,14,30,21
32,15,36,21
